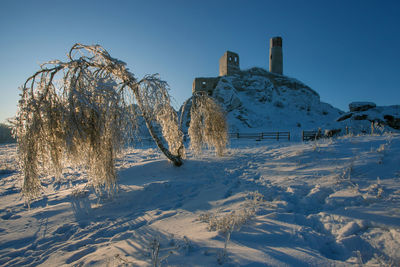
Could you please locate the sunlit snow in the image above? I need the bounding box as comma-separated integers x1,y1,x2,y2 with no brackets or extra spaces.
1,134,400,266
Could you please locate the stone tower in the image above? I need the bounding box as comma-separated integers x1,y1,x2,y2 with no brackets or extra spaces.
219,51,240,76
269,36,283,75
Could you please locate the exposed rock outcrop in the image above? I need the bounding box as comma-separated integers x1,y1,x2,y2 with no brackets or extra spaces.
349,102,376,112
384,115,400,130
336,103,400,132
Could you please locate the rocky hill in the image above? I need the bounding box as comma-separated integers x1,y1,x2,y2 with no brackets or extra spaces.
181,68,344,136
180,68,400,138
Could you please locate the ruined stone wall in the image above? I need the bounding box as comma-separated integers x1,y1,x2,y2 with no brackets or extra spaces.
192,77,220,95
219,51,240,76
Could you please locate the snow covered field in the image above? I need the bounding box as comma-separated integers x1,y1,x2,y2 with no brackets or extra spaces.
1,134,400,266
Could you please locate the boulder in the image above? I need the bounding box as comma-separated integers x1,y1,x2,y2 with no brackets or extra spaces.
384,115,400,130
336,112,353,122
349,102,376,112
353,114,368,120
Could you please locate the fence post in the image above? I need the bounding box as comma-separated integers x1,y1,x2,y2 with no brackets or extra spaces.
302,131,304,141
276,132,279,141
237,133,239,139
288,132,290,141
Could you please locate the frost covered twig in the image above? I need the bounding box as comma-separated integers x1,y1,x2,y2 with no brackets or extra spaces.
15,44,184,202
199,192,264,264
189,92,228,156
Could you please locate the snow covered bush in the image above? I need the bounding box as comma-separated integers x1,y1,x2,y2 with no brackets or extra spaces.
15,44,186,202
371,121,385,135
199,191,264,264
148,237,174,267
188,93,228,156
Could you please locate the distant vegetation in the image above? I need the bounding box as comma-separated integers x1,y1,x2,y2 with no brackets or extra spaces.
0,123,15,143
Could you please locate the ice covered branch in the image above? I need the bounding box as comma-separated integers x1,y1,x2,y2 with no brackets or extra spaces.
15,44,183,201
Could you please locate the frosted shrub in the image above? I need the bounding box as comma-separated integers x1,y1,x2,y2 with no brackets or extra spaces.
147,235,194,267
199,191,264,264
371,121,385,135
15,44,184,202
189,93,228,156
148,237,173,267
200,210,245,264
376,144,386,153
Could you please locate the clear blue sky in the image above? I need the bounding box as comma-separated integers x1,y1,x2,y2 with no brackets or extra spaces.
1,0,399,123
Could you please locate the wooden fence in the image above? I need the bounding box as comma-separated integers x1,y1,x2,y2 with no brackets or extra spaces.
137,130,330,143
301,130,322,141
229,132,290,141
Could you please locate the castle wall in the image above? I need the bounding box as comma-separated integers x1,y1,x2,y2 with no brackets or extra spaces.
192,77,220,95
219,51,240,76
192,37,285,97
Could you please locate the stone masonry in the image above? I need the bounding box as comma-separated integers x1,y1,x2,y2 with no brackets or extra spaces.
269,36,283,75
192,77,220,95
219,51,240,76
192,36,283,94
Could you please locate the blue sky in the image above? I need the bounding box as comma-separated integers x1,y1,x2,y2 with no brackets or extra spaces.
1,0,399,123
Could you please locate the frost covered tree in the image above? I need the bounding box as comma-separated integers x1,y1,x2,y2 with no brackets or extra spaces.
15,44,227,202
188,92,228,156
15,44,185,201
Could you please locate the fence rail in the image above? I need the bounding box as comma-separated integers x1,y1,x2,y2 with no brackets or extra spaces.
301,130,322,141
137,130,333,144
229,132,290,141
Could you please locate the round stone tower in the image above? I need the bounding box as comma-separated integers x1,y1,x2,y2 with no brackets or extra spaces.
269,36,283,75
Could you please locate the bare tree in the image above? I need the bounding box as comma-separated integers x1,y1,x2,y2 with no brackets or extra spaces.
15,44,184,201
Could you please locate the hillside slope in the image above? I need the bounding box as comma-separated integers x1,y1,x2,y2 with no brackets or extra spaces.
181,68,344,135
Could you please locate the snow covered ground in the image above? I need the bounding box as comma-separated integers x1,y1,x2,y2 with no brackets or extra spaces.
1,134,400,266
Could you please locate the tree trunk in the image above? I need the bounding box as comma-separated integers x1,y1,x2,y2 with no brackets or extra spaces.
130,82,183,166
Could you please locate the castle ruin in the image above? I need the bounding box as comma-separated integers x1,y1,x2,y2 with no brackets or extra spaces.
219,51,240,76
192,36,283,95
269,36,283,75
191,77,220,95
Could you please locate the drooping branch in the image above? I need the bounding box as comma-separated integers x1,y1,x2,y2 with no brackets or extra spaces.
189,92,228,156
15,43,184,201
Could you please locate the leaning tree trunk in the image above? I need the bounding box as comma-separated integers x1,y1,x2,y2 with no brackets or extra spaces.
72,44,183,166
128,81,183,166
15,43,185,202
